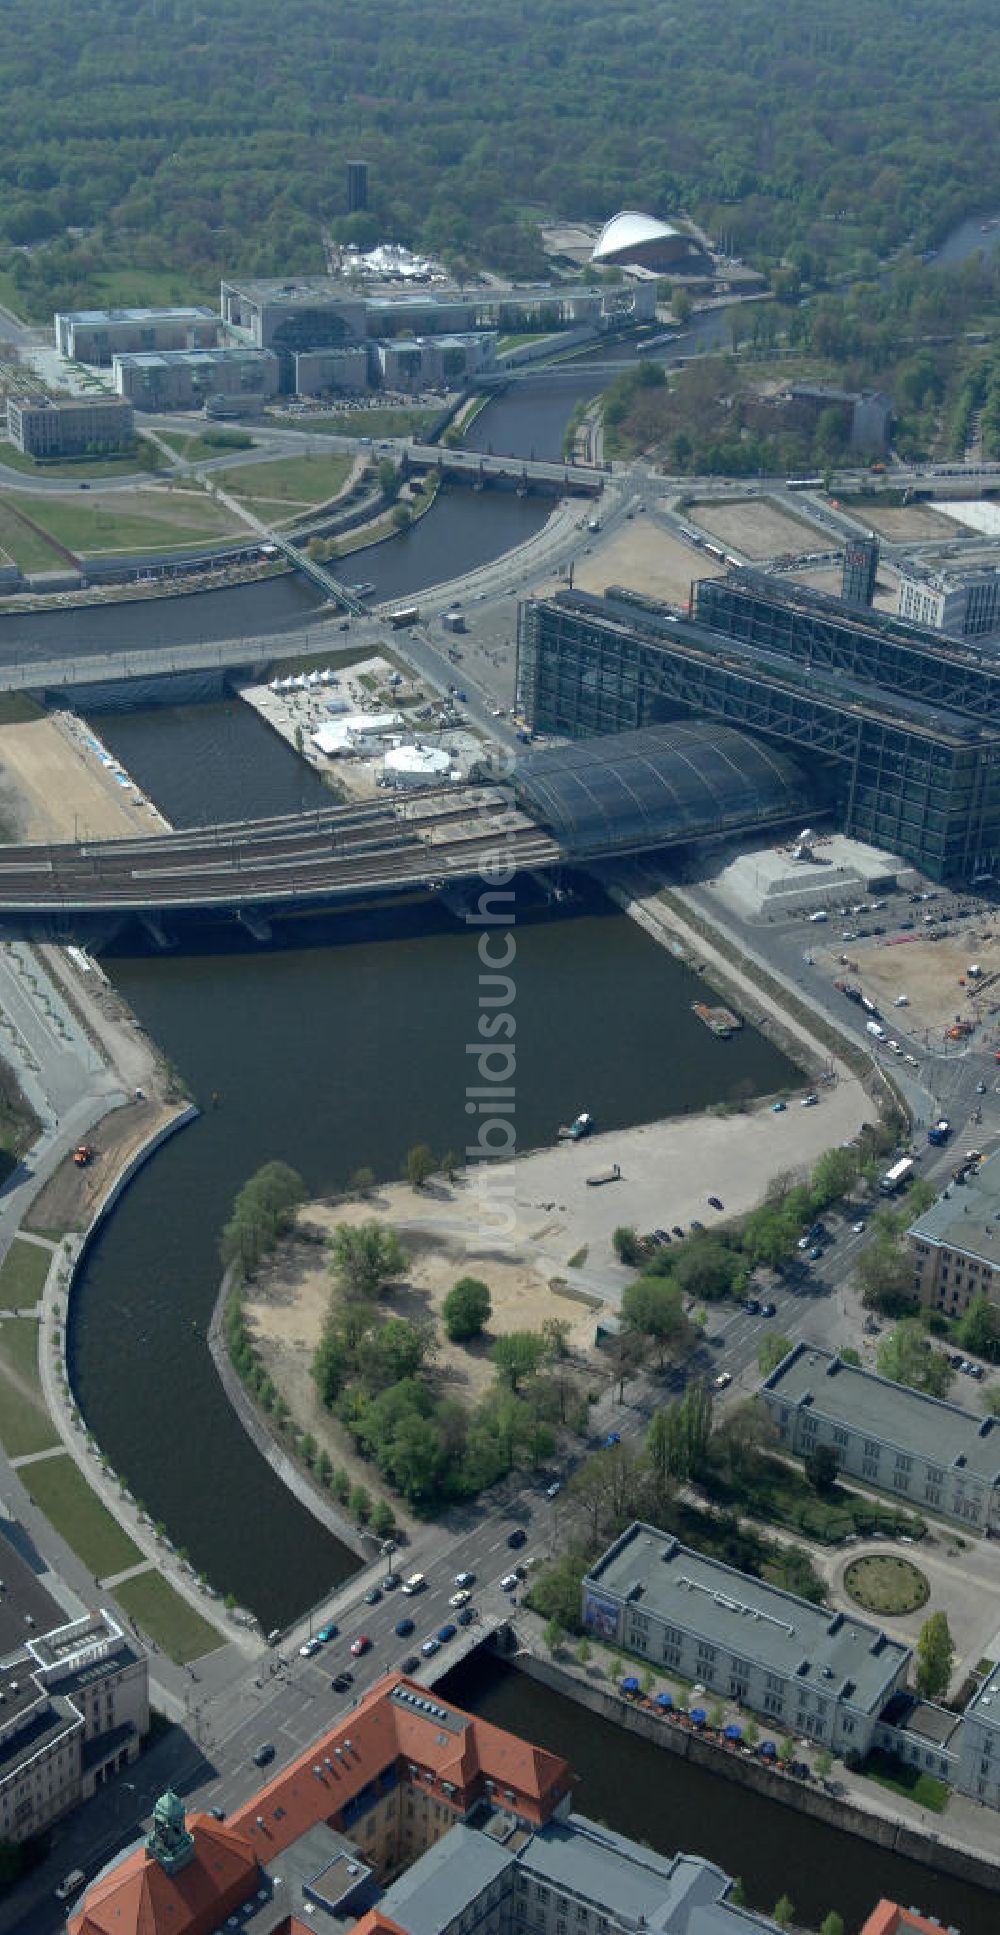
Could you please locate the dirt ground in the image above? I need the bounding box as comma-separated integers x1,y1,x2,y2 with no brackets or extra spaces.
817,924,1000,1041
531,521,722,609
23,1094,186,1235
787,565,900,613
687,498,819,559
846,503,957,540
0,715,169,843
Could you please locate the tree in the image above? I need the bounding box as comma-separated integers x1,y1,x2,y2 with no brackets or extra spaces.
916,1611,955,1699
857,1240,918,1316
350,1483,372,1522
773,1897,795,1931
440,1149,461,1183
330,1221,407,1299
816,1749,834,1779
443,1276,492,1341
621,1276,686,1366
878,1320,951,1397
673,1236,742,1302
543,1616,564,1654
491,1330,546,1390
612,1225,642,1267
371,1498,395,1538
575,1636,591,1666
672,288,692,324
348,1166,377,1199
713,1397,774,1480
759,1333,794,1377
404,1143,435,1189
959,1296,1000,1362
391,503,413,530
811,1145,860,1206
804,1443,840,1494
821,1915,845,1935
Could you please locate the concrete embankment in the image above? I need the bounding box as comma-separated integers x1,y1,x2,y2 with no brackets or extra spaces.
506,1647,1000,1893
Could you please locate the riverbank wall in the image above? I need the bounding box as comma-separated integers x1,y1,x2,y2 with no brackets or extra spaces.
505,1645,1000,1894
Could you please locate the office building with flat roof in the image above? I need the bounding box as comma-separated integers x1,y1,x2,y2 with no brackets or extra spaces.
582,1524,910,1753
897,562,1000,640
842,533,879,608
761,1341,1000,1531
55,306,218,364
112,347,279,410
908,1149,1000,1316
7,394,134,457
0,1523,147,1846
70,1673,783,1935
292,345,369,396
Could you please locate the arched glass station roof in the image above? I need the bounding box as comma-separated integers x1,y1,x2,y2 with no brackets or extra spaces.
512,722,810,857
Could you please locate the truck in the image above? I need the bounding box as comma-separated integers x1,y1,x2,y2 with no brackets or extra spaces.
881,1156,915,1195
927,1118,951,1146
866,1020,886,1040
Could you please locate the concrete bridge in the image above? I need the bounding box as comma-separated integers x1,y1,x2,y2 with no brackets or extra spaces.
403,444,606,494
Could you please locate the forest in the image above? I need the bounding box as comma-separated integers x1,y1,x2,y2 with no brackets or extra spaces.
4,0,1000,317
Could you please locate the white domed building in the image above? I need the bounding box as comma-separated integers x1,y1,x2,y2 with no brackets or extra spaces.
591,211,708,275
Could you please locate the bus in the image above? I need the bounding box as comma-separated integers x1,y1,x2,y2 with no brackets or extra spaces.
880,1156,915,1195
388,606,420,628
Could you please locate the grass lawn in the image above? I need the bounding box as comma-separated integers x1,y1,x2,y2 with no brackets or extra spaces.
0,1316,42,1389
267,407,438,438
113,1570,223,1664
22,1456,143,1577
0,694,44,726
0,498,70,573
0,1239,52,1310
700,1451,925,1546
844,1553,929,1614
0,1378,58,1457
212,453,352,508
158,429,256,461
862,1750,950,1813
496,331,554,353
12,489,243,557
0,443,159,481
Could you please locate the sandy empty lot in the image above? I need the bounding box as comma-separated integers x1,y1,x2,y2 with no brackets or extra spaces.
530,520,720,609
787,564,899,612
818,925,1000,1040
687,497,819,560
846,503,957,540
0,715,167,843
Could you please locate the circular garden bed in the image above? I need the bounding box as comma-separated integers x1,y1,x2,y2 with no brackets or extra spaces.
844,1553,929,1616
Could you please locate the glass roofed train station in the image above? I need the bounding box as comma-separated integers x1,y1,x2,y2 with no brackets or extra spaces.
512,722,811,858
516,575,1000,884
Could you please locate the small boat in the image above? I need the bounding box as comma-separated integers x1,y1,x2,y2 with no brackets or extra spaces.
559,1111,594,1142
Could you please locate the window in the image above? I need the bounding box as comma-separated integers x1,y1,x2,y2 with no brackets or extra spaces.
894,1453,912,1473
862,1459,879,1481
697,1643,716,1665
833,1428,848,1448
863,1439,880,1458
536,1885,550,1903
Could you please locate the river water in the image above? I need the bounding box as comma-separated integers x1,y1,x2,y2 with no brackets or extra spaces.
72,710,798,1627
442,1654,998,1935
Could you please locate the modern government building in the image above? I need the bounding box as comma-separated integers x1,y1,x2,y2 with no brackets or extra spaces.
517,570,1000,883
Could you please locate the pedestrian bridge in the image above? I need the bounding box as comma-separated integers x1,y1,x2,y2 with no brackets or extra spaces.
0,725,812,947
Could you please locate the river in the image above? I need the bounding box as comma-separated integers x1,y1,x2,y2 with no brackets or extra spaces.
442,1653,999,1935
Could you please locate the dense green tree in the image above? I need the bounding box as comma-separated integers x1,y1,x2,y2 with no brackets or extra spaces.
612,1225,642,1267
878,1320,951,1397
804,1443,840,1494
491,1330,546,1391
443,1276,492,1342
758,1334,793,1377
916,1611,955,1699
404,1144,435,1189
329,1221,407,1300
621,1276,686,1365
959,1296,1000,1362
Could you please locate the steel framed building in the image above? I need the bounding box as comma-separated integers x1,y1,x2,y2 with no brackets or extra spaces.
517,585,1000,883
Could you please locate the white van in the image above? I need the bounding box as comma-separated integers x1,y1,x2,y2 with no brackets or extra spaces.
401,1572,425,1596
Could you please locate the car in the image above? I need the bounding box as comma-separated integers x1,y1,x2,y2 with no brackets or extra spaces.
708,1195,724,1211
499,1572,519,1591
350,1635,371,1657
78,482,90,491
454,1571,476,1588
395,1616,415,1636
55,1870,87,1902
801,1093,819,1107
331,1670,354,1692
713,1371,732,1391
506,1527,527,1549
421,1637,441,1656
690,1218,705,1232
809,1245,823,1261
316,1624,338,1643
672,1224,685,1238
299,1638,321,1658
437,1622,457,1643
771,1101,787,1113
654,1228,672,1243
546,1481,562,1498
605,1432,621,1448
852,1221,866,1234
382,1573,400,1592
458,1606,477,1626
252,1743,276,1768
208,1805,226,1820
978,1080,988,1094
760,1302,777,1318
400,1654,419,1673
449,1589,471,1608
948,1352,964,1369
742,1298,761,1315
364,1586,382,1606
